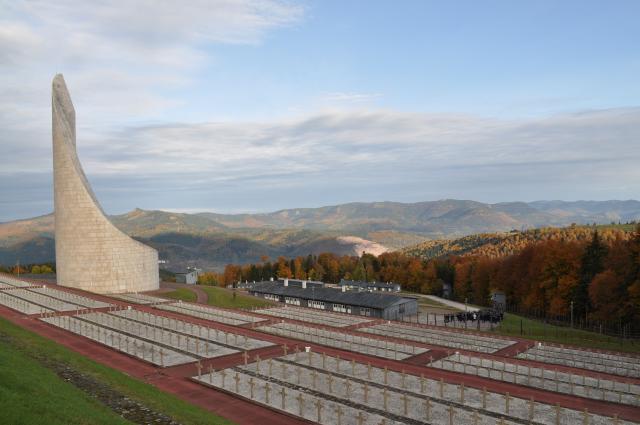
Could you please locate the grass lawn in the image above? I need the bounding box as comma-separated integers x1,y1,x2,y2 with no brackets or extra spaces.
493,313,640,354
0,333,131,425
0,316,235,425
199,285,275,310
162,287,197,303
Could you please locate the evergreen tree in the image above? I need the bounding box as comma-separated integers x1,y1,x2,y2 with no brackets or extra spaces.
574,231,607,320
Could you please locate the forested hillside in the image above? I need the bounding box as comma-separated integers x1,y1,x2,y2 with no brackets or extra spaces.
402,224,635,260
221,225,640,331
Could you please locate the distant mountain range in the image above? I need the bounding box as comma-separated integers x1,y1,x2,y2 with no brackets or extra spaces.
1,199,638,270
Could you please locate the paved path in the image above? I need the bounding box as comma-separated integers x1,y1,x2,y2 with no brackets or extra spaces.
421,294,481,312
156,282,209,304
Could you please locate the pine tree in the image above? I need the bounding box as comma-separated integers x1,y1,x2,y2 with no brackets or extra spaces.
574,231,607,320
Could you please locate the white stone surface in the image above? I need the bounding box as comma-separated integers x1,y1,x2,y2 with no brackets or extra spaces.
156,302,262,325
6,288,87,312
195,353,633,425
258,322,426,360
52,74,158,294
362,322,515,353
29,287,112,309
432,353,640,407
40,314,195,366
109,293,169,305
0,291,52,315
517,344,640,378
255,306,373,327
0,274,37,288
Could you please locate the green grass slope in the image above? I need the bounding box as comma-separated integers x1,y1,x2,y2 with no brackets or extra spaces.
0,316,234,425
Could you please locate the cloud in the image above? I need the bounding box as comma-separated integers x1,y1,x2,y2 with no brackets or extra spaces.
0,0,305,171
320,92,382,104
3,106,639,220
1,1,638,221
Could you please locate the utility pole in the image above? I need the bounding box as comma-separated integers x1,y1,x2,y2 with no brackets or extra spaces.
570,301,574,328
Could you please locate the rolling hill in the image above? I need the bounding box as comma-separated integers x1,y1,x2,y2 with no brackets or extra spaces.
0,199,638,270
401,224,636,261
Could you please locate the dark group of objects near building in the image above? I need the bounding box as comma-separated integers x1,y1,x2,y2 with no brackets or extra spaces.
444,309,504,325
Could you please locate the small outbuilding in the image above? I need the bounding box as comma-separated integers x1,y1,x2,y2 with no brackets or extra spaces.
174,268,201,285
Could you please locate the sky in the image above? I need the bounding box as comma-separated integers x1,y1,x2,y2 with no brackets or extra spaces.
1,0,639,221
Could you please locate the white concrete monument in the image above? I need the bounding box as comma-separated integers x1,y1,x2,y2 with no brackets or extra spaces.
52,74,159,293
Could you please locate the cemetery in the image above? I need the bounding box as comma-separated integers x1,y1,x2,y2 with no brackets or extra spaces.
255,305,374,327
1,288,105,312
258,322,427,360
155,301,263,326
195,351,634,425
111,308,273,351
0,290,52,314
0,274,39,288
1,275,638,425
40,307,274,366
431,352,640,407
109,292,171,305
29,286,113,309
517,344,640,378
361,322,516,353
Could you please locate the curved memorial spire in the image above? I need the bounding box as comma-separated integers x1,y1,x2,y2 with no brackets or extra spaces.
52,74,159,293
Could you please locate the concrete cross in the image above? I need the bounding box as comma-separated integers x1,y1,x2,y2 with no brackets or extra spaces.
367,362,372,379
249,377,255,398
401,369,406,388
356,411,365,425
280,387,286,409
243,351,249,365
345,379,351,399
209,365,214,384
234,372,240,392
505,392,510,414
314,398,322,422
264,382,271,404
420,374,426,393
528,397,535,421
220,370,227,388
472,409,479,425
336,355,341,372
583,408,590,425
555,403,561,425
311,370,317,389
460,383,465,403
283,343,288,356
384,366,388,385
296,393,304,416
402,393,408,415
327,373,334,394
448,405,454,425
382,388,388,411
482,387,487,409
363,383,369,402
335,405,344,425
